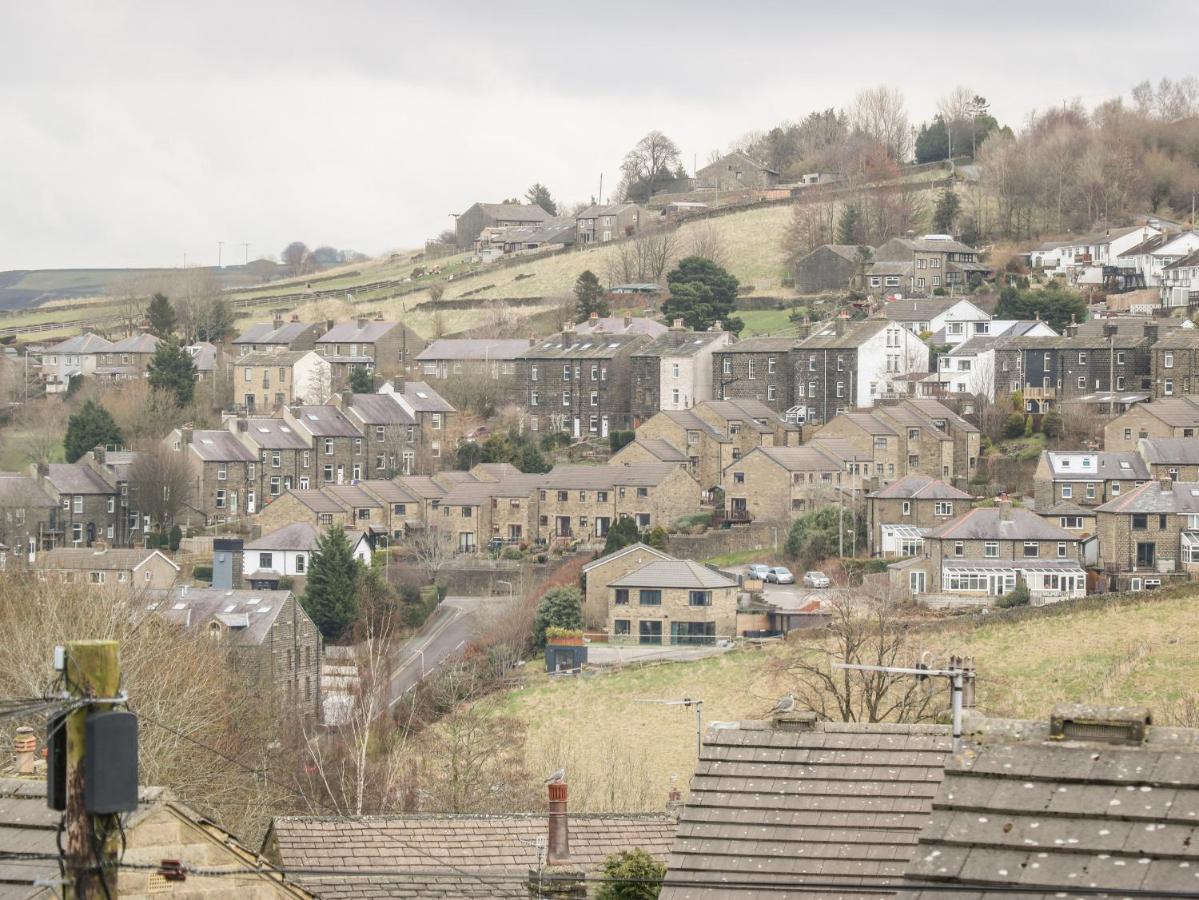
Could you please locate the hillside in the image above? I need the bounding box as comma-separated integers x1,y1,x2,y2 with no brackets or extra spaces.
494,592,1199,812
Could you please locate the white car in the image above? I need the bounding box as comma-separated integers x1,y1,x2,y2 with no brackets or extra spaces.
765,567,795,584
803,571,831,588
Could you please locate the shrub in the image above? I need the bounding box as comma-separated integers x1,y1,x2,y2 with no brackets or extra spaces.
1023,414,1033,438
192,564,213,583
595,848,666,900
1002,413,1026,439
544,626,583,643
998,579,1030,609
533,586,583,649
501,547,523,561
609,429,635,453
168,525,182,552
276,576,295,592
785,507,866,569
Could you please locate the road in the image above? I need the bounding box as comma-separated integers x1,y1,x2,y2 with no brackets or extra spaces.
384,596,495,709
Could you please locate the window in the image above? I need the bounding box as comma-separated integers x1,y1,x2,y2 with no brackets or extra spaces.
935,501,953,516
1061,484,1073,499
1057,542,1068,558
1060,516,1083,529
689,590,711,606
901,501,911,515
216,464,227,482
638,589,662,606
106,496,114,514
302,451,310,468
1124,428,1132,440
530,364,539,381
636,487,648,498
562,391,570,407
747,359,756,379
639,621,662,645
432,414,442,430
954,541,964,557
1078,351,1087,364
1023,541,1039,558
614,619,630,636
530,390,539,406
1165,379,1174,396
215,490,226,509
615,588,629,605
984,541,998,558
722,358,732,375
733,472,745,485
1116,376,1126,390
1077,376,1087,390
767,384,776,401
270,476,281,495
259,552,274,570
324,438,334,455
1132,513,1148,530
563,364,571,380
590,391,598,407
323,465,333,482
1164,351,1174,368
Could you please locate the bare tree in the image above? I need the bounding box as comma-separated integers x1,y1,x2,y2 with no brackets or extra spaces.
620,130,682,203
781,200,839,267
607,226,679,284
282,241,315,277
103,381,181,444
684,221,728,267
407,526,458,582
778,589,941,723
849,86,912,162
128,442,195,530
14,399,69,465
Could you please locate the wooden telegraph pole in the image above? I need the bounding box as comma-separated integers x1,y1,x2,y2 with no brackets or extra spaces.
63,640,121,900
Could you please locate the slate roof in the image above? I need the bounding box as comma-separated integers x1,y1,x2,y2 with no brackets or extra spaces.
798,318,891,349
287,490,348,514
185,341,219,372
187,430,258,462
634,330,729,358
1043,451,1149,481
1096,479,1199,515
882,298,966,321
358,479,421,504
235,349,312,367
323,484,384,509
39,548,178,572
44,463,113,495
1163,247,1199,270
245,522,321,552
1146,328,1199,349
609,559,737,590
345,393,414,425
241,418,310,450
154,587,298,647
901,398,981,434
736,445,845,472
321,319,414,345
703,399,796,433
519,332,651,359
416,339,532,361
396,381,455,413
472,201,552,221
292,406,363,438
109,332,160,353
927,506,1078,541
1129,396,1199,427
629,438,689,462
46,333,115,354
817,243,868,263
0,474,55,509
576,201,642,218
869,474,973,500
439,475,542,506
661,409,730,442
1136,437,1199,466
540,463,685,489
581,542,673,574
1037,500,1097,518
716,336,796,353
393,476,448,499
234,320,317,346
266,813,675,900
575,316,668,337
897,706,1199,899
661,721,952,899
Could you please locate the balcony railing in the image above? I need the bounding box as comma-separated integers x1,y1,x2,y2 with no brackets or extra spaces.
1025,386,1057,400
713,508,753,525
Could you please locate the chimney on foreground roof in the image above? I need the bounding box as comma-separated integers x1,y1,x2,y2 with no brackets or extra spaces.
356,315,368,330
547,781,570,864
530,780,586,898
13,727,36,776
273,311,284,330
997,497,1012,521
1160,477,1173,494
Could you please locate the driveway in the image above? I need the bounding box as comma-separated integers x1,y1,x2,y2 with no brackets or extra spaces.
586,643,731,667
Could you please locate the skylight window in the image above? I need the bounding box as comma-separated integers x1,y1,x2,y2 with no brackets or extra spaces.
224,604,237,612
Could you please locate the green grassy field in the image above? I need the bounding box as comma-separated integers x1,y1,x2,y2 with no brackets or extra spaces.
737,308,800,337
494,592,1199,812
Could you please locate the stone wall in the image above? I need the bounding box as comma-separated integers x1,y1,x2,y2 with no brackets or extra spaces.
665,522,780,561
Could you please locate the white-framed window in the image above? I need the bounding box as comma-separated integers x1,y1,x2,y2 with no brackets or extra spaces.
562,391,570,407
531,390,539,406
1077,376,1086,390
215,490,226,509
1164,351,1174,368
1023,541,1039,558
767,384,776,400
1061,484,1072,499
935,501,953,516
324,438,334,455
984,541,998,558
73,495,83,514
530,364,539,381
1165,379,1174,395
902,501,911,515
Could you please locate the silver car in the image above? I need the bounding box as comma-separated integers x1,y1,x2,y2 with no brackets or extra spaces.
765,567,795,584
746,564,771,581
803,571,831,588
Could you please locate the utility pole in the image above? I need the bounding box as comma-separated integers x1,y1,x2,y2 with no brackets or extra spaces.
63,640,121,899
242,242,250,265
217,241,223,269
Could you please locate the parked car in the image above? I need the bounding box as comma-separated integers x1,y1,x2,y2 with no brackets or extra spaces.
765,567,794,584
803,571,831,588
746,564,771,581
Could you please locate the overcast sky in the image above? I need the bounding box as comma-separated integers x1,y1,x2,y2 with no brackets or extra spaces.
2,1,1197,271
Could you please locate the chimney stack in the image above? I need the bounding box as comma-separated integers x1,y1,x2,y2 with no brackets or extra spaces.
273,311,284,330
666,787,684,820
1144,324,1158,343
1104,322,1118,338
671,318,684,329
13,727,36,776
561,326,574,349
1161,477,1174,494
589,311,599,322
357,316,368,330
291,313,300,323
326,319,335,334
547,782,570,865
997,497,1012,521
180,425,194,447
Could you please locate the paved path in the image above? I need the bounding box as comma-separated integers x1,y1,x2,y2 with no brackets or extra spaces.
384,596,496,709
586,644,731,666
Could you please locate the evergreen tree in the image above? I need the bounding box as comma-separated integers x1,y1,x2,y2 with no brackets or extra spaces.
995,285,1087,333
533,586,583,649
663,257,743,334
147,337,197,406
302,527,362,640
64,399,123,463
525,182,558,215
914,117,950,163
602,517,642,556
836,205,861,244
348,366,374,393
573,270,609,323
595,848,667,900
147,293,176,338
933,189,961,234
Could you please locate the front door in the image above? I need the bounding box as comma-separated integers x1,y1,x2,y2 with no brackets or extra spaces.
572,418,581,439
229,491,239,515
556,516,572,538
595,517,610,537
244,394,256,412
247,492,256,514
336,464,345,485
601,416,609,437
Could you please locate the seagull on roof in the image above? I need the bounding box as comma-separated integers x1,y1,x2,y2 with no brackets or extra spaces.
771,693,796,714
543,767,566,784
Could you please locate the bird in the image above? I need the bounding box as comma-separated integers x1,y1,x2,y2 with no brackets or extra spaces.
543,767,566,784
771,693,796,714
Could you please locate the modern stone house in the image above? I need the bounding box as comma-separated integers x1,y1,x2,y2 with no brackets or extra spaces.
866,474,974,557
891,500,1086,605
234,314,322,353
1095,478,1199,590
235,349,332,412
92,331,159,385
1104,396,1199,451
454,201,551,248
791,317,929,424
607,558,739,646
580,542,672,628
156,586,324,722
37,547,179,590
315,317,426,387
377,380,455,470
575,203,642,244
231,416,313,502
1032,450,1149,510
711,337,796,413
722,445,861,524
695,151,780,191
518,327,650,437
794,244,866,294
629,323,732,422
